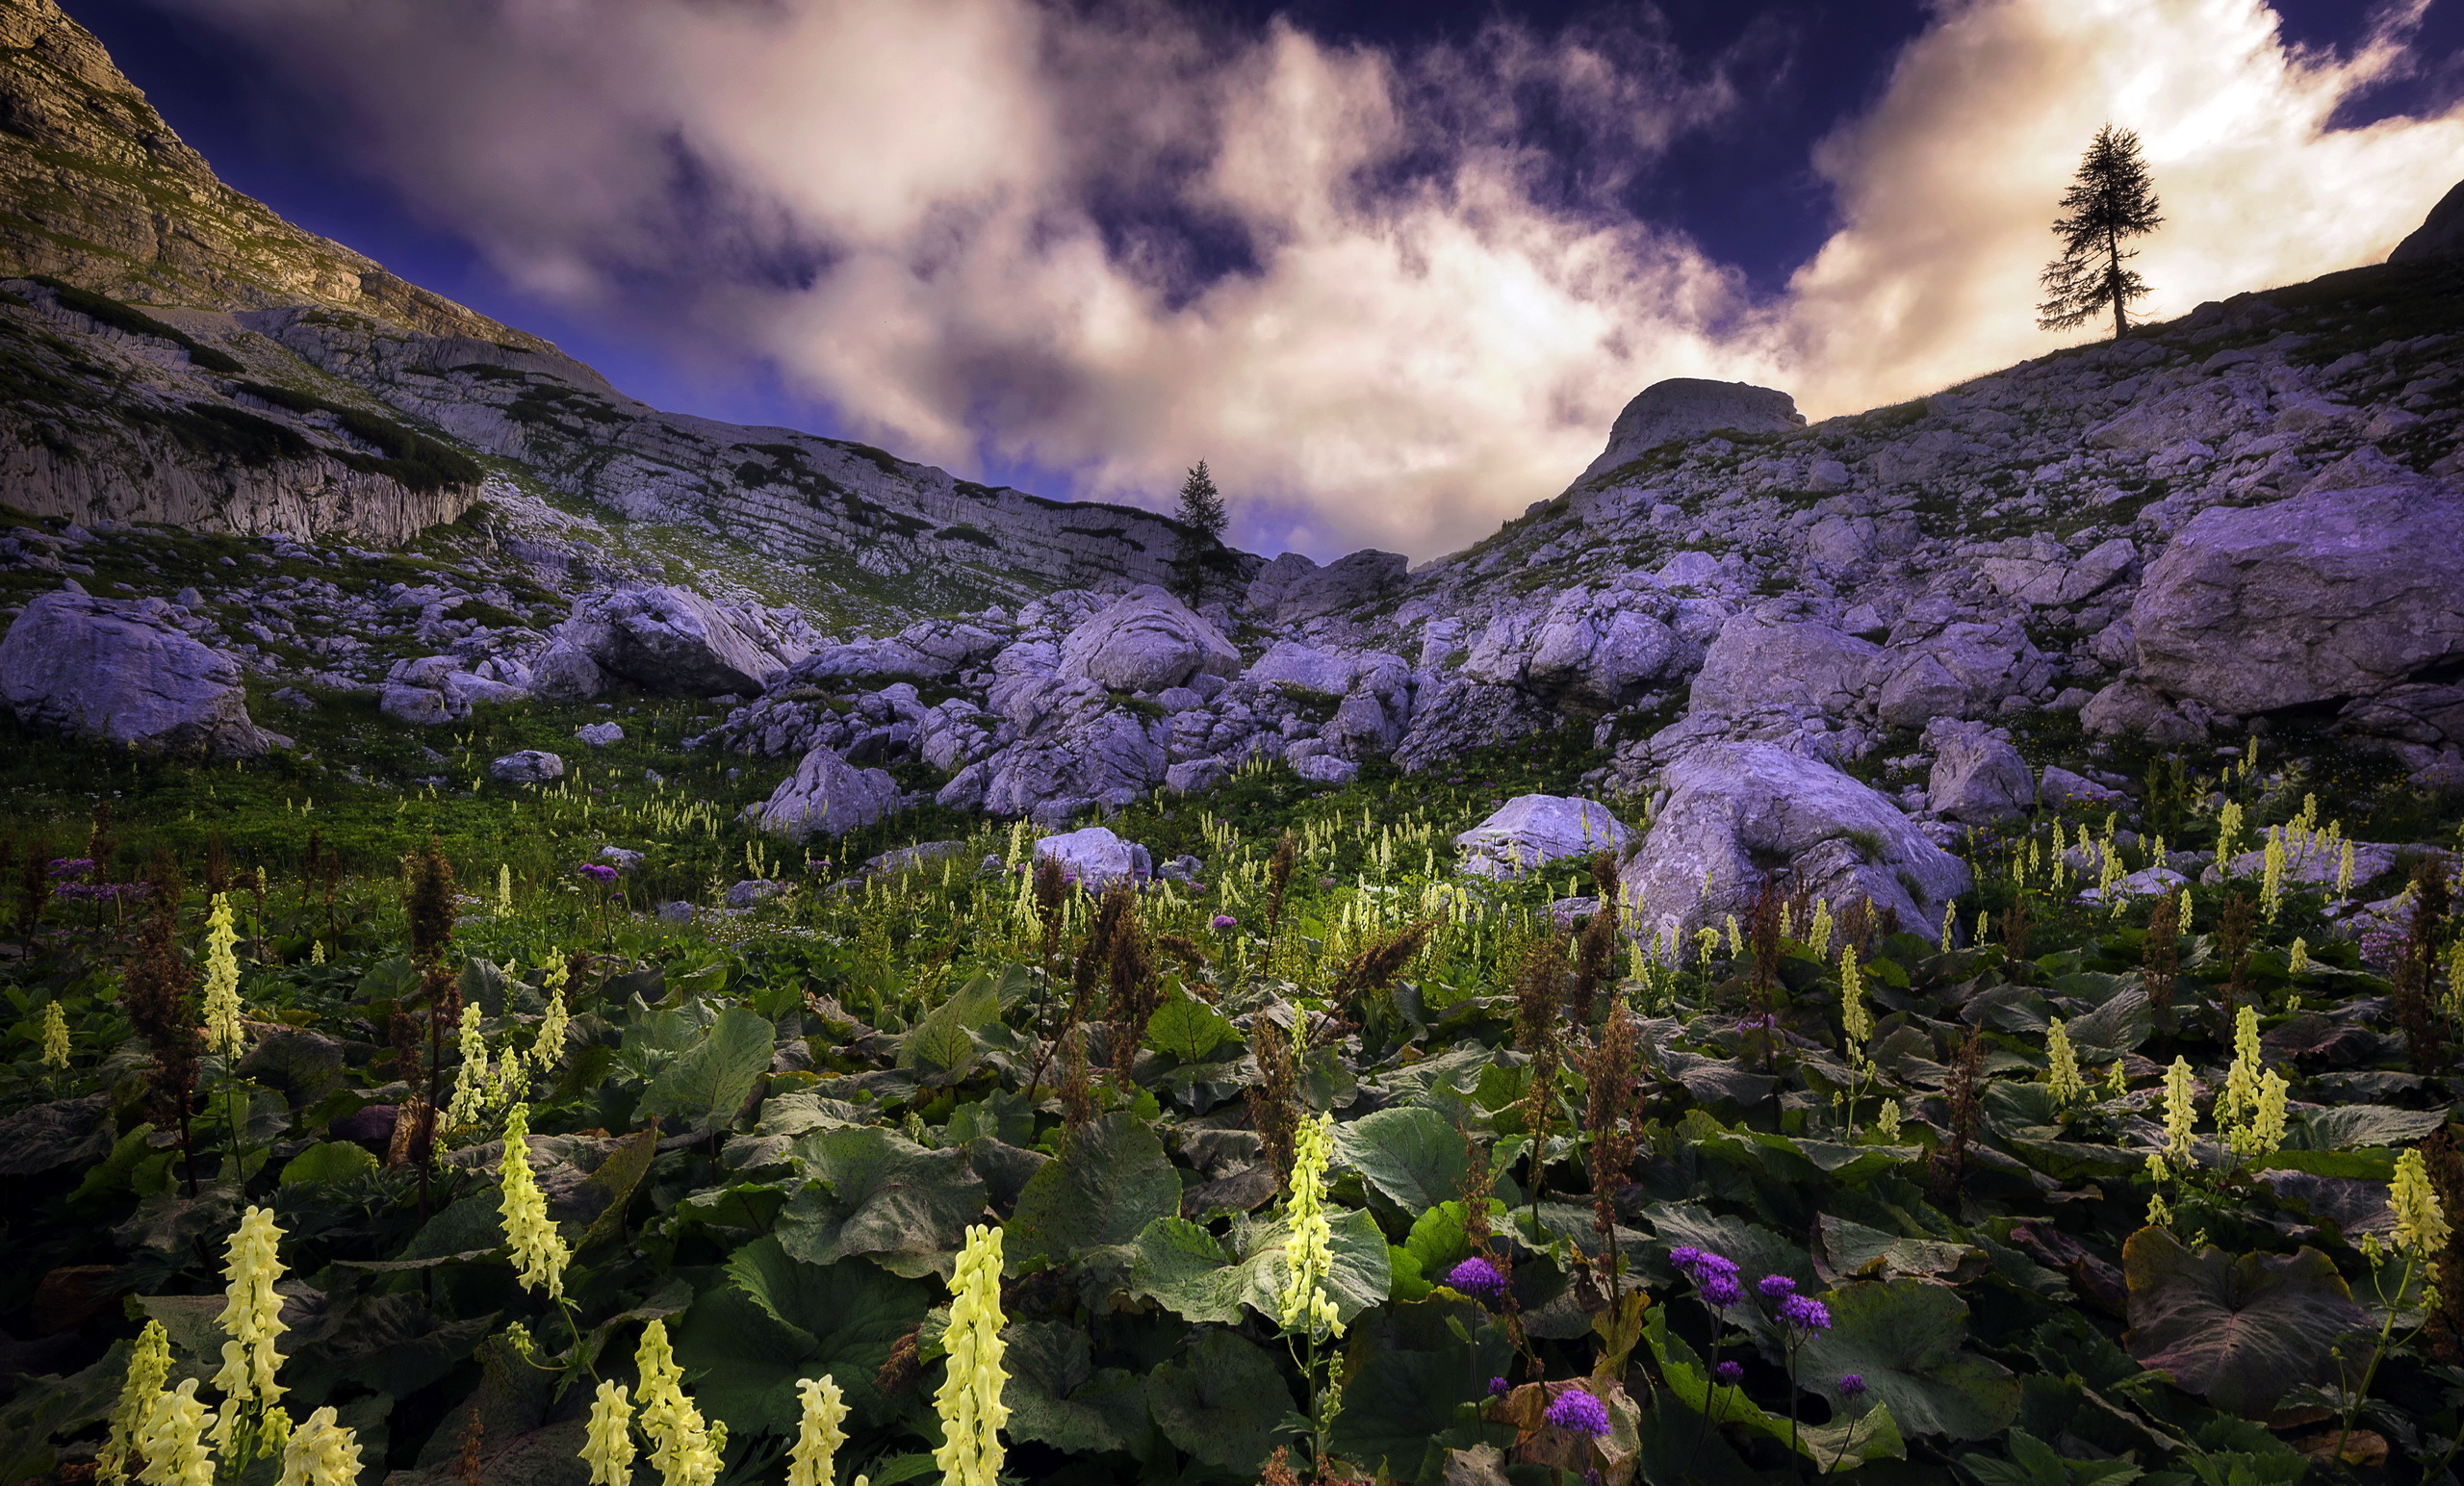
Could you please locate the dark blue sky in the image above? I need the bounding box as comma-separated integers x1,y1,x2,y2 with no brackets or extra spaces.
62,0,2464,482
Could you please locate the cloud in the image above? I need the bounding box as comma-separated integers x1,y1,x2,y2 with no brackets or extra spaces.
152,0,2464,560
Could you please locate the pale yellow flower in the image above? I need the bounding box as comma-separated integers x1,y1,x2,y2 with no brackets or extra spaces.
1875,1098,1902,1143
582,1380,636,1486
100,1320,172,1485
2338,837,2356,897
2262,828,2286,922
1838,947,1870,1059
1808,898,1833,961
1277,1113,1343,1341
446,1003,490,1127
2145,1191,2171,1230
635,1320,719,1486
212,1204,288,1447
274,1406,359,1486
199,894,244,1062
933,1225,1011,1486
2162,1056,2197,1166
2394,1148,2452,1261
498,1104,569,1299
136,1379,215,1486
2290,936,2311,974
39,1000,68,1071
2250,1069,2289,1157
533,986,571,1073
2045,1018,2084,1105
2220,1005,2262,1137
787,1376,850,1486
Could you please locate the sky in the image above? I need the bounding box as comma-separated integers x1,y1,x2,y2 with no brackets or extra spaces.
66,0,2464,561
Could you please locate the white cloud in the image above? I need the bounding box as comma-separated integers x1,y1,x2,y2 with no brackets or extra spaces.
154,0,2464,559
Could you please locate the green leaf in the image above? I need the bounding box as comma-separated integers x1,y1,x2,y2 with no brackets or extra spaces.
901,973,1003,1081
1007,1112,1182,1270
279,1140,379,1187
575,1125,661,1253
2288,1104,2452,1151
638,1005,773,1130
1001,1321,1149,1455
1146,1329,1297,1473
1796,1278,2020,1440
0,1095,114,1176
1334,1106,1472,1211
673,1234,936,1437
1126,1207,1391,1328
1326,1299,1513,1479
1641,1303,1906,1467
1145,994,1240,1063
2120,1226,2368,1418
777,1126,987,1278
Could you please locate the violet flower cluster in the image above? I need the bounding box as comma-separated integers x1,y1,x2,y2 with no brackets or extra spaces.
1544,1389,1610,1438
1668,1246,1742,1307
1445,1256,1506,1303
578,863,619,885
1755,1273,1833,1332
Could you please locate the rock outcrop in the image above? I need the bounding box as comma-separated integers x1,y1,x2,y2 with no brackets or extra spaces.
1455,796,1633,879
0,587,280,756
1055,586,1240,693
1581,378,1806,479
559,587,797,698
2392,181,2464,264
755,745,902,840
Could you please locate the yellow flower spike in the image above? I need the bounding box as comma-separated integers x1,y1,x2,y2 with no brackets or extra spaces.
581,1380,636,1486
2145,1191,2171,1230
2162,1056,2197,1166
2217,802,2244,869
199,895,244,1062
933,1225,1011,1486
2289,936,2311,975
788,1376,850,1486
499,1104,570,1299
1724,914,1742,957
39,1001,69,1072
1838,947,1870,1057
2338,838,2356,897
533,985,571,1073
100,1320,173,1485
1277,1113,1344,1342
2105,1061,2128,1098
2252,1069,2289,1157
2262,828,2286,922
446,1004,490,1127
2394,1148,2452,1261
137,1378,216,1486
211,1204,288,1447
2045,1018,2084,1106
274,1405,359,1486
2220,1006,2263,1141
633,1320,718,1486
1875,1098,1901,1142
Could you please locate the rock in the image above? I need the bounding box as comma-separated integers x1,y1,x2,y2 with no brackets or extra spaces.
1620,741,1970,946
970,702,1168,820
528,639,607,701
2132,481,2464,715
561,586,793,697
861,841,968,878
0,588,279,756
1982,535,2136,606
2341,682,2464,745
1034,826,1152,889
489,750,565,783
1055,585,1239,693
1295,754,1359,785
656,901,696,925
2037,765,2124,806
755,744,902,839
1870,621,2045,729
726,880,790,910
2390,177,2464,263
1456,796,1634,880
380,683,462,726
1246,550,1410,624
2079,681,2205,745
576,722,624,747
1924,719,2034,823
1395,676,1560,774
1167,757,1232,795
2204,836,2400,890
1690,614,1877,719
1581,378,1804,479
2100,866,2190,901
598,846,645,870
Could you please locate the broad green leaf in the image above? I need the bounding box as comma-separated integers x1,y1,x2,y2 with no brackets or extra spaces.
1642,1303,1906,1468
778,1126,987,1278
0,1095,114,1176
1008,1113,1182,1270
1326,1299,1513,1478
355,957,419,1001
2120,1226,2367,1418
1126,1207,1391,1328
1334,1106,1472,1211
638,1005,773,1130
673,1234,935,1436
1001,1321,1148,1455
575,1125,661,1253
2288,1104,2451,1151
2063,988,2150,1057
279,1140,378,1186
1388,1200,1490,1301
1146,1329,1296,1473
901,973,1003,1080
1145,994,1240,1063
1796,1279,2019,1441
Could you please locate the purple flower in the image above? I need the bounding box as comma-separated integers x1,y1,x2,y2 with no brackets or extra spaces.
1835,1374,1867,1398
1713,1361,1744,1386
1212,913,1238,931
1544,1389,1611,1437
47,858,95,879
1699,1272,1742,1307
1670,1246,1738,1280
1446,1256,1506,1302
578,863,619,885
1487,1376,1510,1398
1757,1274,1797,1299
1777,1294,1833,1332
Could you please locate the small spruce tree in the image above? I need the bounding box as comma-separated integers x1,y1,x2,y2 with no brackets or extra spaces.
1170,459,1229,601
2039,123,2164,339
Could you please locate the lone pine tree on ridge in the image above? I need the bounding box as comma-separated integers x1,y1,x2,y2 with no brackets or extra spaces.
1171,458,1229,601
2039,123,2165,339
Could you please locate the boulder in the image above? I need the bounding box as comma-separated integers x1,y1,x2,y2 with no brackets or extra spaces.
1620,741,1970,946
2391,178,2464,263
1690,614,1877,718
489,750,565,783
576,722,624,747
1925,719,2034,823
755,744,902,839
0,588,279,757
1167,757,1232,795
1581,378,1804,480
528,639,607,701
1055,585,1239,694
1034,826,1152,890
2132,481,2464,715
2037,766,2125,807
1869,621,2046,728
726,880,790,910
949,698,1168,822
561,586,793,697
1295,754,1359,785
2079,681,2205,745
1523,586,1683,707
1456,796,1634,880
1246,550,1410,624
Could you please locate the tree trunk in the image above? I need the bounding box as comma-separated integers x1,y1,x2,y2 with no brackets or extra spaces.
2108,222,2127,339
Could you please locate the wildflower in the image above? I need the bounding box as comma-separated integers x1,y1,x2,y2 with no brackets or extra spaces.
2146,1191,2172,1230
2363,1231,2386,1266
1211,913,1238,931
1544,1389,1611,1437
1875,1098,1902,1142
1724,913,1742,957
579,863,619,886
1712,1361,1744,1386
787,1376,850,1486
212,1205,288,1447
2162,1056,2197,1166
1835,1374,1867,1398
499,1104,569,1299
1277,1114,1344,1340
1445,1256,1506,1303
1757,1274,1797,1299
39,1000,68,1071
933,1224,1011,1486
446,1003,489,1127
275,1407,360,1486
100,1320,173,1485
582,1381,636,1486
137,1378,215,1486
200,894,244,1062
498,863,515,915
1777,1294,1833,1332
636,1319,722,1486
2217,801,2244,867
533,984,570,1073
2045,1017,2084,1105
309,941,324,965
1487,1376,1510,1398
1939,903,1955,952
2289,936,2311,974
2338,837,2356,897
2220,1005,2262,1136
1838,947,1869,1059
2251,1069,2289,1157
2263,827,2286,921
2395,1148,2453,1261
1809,898,1834,961
2105,1061,2128,1098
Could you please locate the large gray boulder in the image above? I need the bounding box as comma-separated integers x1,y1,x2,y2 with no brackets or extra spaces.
1581,378,1805,480
1455,795,1633,880
561,586,794,697
2132,481,2464,715
1621,741,1969,946
1689,614,1876,718
2079,680,2205,745
1869,620,2047,728
1245,550,1410,624
489,750,565,783
1034,826,1152,889
755,744,902,839
1055,585,1239,694
1924,719,2033,824
2391,179,2464,263
1522,583,1685,708
939,697,1168,824
0,588,279,757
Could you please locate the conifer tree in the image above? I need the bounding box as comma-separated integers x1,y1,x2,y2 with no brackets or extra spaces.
2039,124,2164,339
1169,459,1228,601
